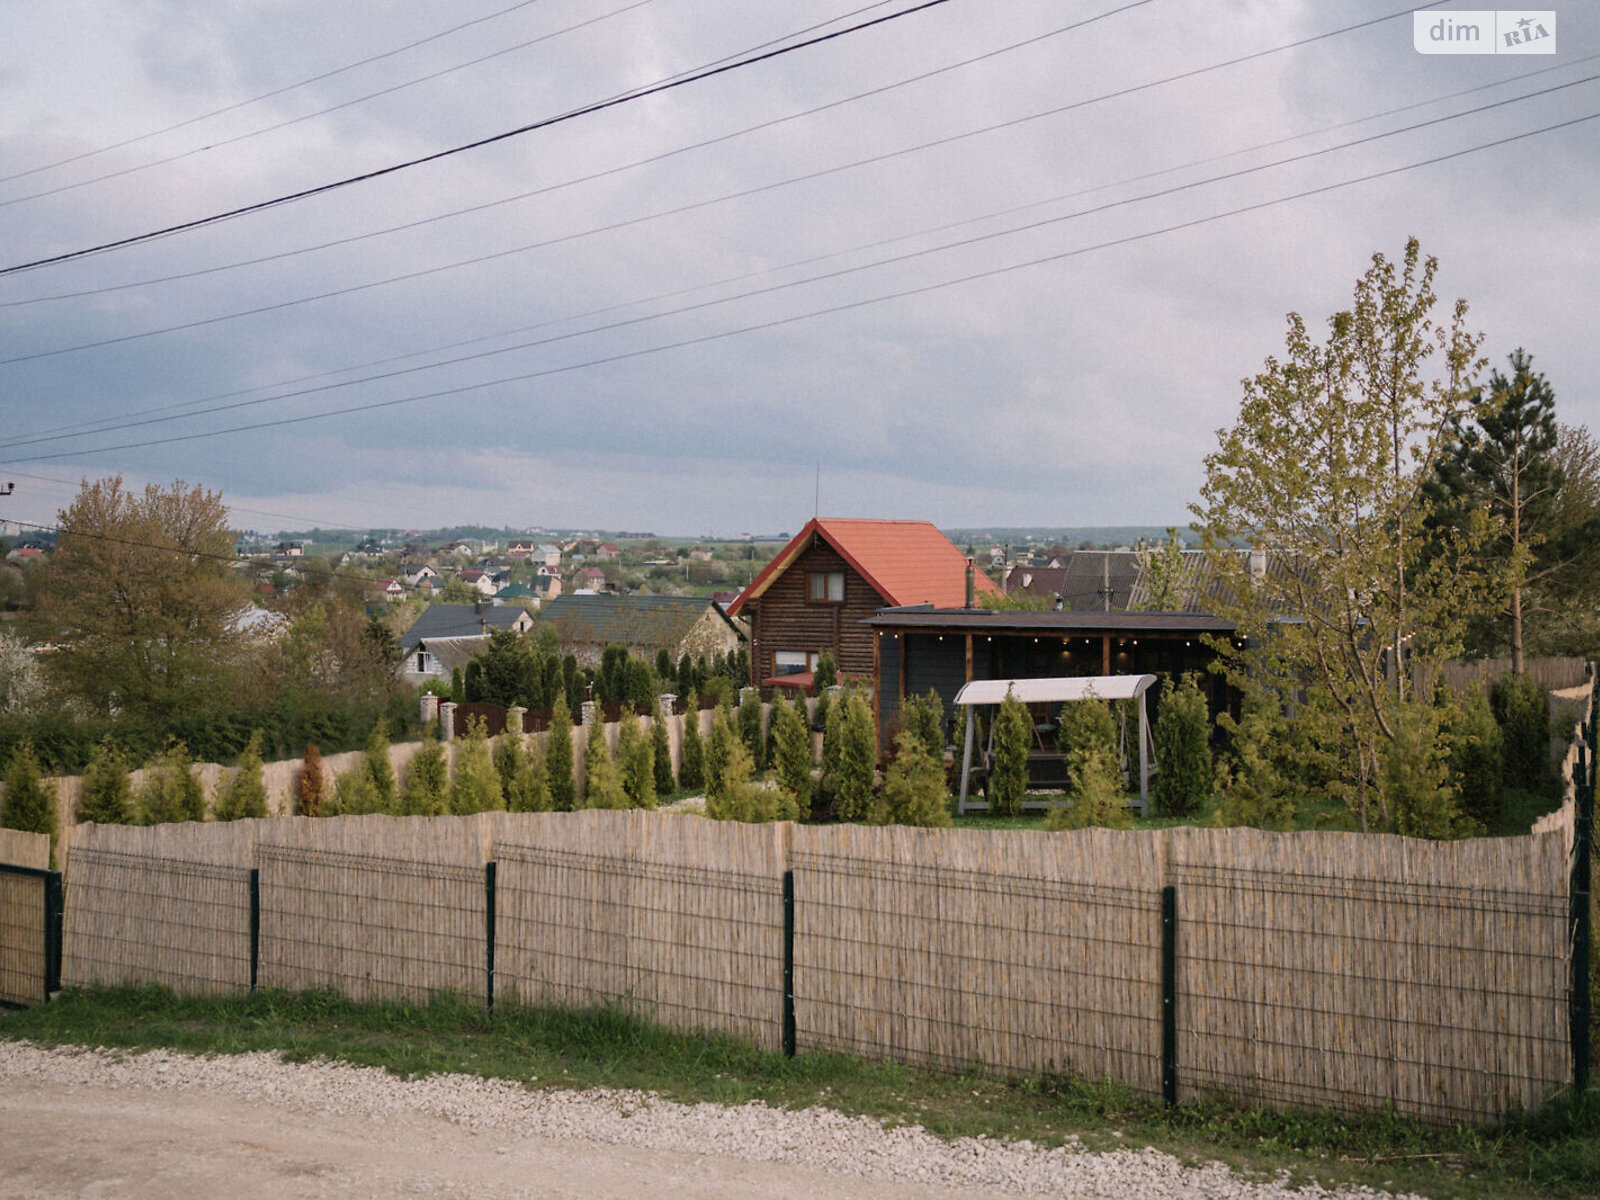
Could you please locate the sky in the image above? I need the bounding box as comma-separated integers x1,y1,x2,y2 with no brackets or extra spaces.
1,1,1596,538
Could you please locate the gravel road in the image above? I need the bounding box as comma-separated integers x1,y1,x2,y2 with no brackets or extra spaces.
0,1041,1420,1199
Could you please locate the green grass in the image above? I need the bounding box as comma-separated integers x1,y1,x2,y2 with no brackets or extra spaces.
3,985,1596,1199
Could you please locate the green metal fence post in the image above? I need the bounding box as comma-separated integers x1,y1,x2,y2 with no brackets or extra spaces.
1161,884,1177,1107
782,869,796,1058
1574,742,1593,1096
485,861,497,1013
44,870,63,997
248,868,260,993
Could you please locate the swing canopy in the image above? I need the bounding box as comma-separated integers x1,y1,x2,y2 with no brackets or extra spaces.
951,674,1157,706
952,674,1159,816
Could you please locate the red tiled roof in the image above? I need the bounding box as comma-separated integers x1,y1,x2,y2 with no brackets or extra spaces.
728,518,999,615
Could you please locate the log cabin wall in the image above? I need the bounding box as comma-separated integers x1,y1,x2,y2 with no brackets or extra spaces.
744,540,887,684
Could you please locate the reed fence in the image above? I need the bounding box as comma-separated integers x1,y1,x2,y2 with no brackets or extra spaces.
1,795,1589,1125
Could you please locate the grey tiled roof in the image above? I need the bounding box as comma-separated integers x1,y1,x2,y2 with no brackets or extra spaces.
401,603,528,649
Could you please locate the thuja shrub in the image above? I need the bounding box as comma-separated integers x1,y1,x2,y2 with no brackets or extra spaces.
706,736,795,823
705,701,737,800
650,701,675,796
1153,674,1211,818
830,693,877,823
545,694,577,812
450,716,505,815
616,707,657,810
1047,745,1133,831
136,741,206,825
1214,696,1295,831
214,729,270,821
496,730,552,813
77,739,134,826
2,740,58,861
362,722,399,813
988,688,1031,818
737,691,766,773
1447,689,1503,831
1384,701,1460,839
772,694,815,818
1491,674,1549,790
678,692,705,791
871,731,951,828
401,723,449,816
297,743,326,817
581,722,628,810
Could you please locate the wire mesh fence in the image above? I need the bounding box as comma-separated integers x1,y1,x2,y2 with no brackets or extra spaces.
495,844,785,1050
12,806,1585,1124
61,847,252,996
0,867,49,1006
257,844,487,1006
791,850,1162,1088
1172,840,1572,1123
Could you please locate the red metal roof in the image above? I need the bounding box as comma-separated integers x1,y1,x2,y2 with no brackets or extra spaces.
728,518,999,615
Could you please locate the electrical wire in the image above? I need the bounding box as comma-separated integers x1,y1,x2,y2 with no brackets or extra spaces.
4,67,1591,378
0,0,954,277
4,107,1591,469
0,0,555,186
14,47,1584,449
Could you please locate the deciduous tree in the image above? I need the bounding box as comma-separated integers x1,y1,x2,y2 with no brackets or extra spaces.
30,478,250,723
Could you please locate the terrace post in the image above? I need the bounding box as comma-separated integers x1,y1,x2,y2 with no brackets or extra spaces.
958,705,976,813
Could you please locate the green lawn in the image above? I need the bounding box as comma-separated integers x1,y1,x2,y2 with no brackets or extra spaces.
2,986,1595,1200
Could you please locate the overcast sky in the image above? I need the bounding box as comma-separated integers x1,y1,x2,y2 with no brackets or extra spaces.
2,1,1596,538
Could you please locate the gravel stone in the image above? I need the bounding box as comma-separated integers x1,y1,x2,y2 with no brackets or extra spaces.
0,1041,1422,1199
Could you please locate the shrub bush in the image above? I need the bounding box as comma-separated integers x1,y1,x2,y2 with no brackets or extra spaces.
1046,745,1133,830
1153,674,1210,818
871,731,951,827
772,694,815,819
136,741,207,825
545,694,576,812
651,702,675,796
77,739,134,826
1214,695,1295,831
678,692,705,791
401,723,449,816
616,707,657,809
581,721,628,810
297,743,326,817
830,693,877,823
450,716,505,814
1491,674,1549,790
1447,689,1503,830
737,690,766,772
214,730,269,821
987,688,1031,818
2,740,58,861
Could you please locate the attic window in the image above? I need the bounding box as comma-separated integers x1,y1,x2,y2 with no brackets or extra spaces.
808,571,844,603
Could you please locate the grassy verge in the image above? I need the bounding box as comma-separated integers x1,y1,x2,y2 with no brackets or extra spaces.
3,986,1596,1199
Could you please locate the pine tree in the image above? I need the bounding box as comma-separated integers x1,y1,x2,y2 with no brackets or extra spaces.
137,741,207,825
1153,674,1211,818
582,720,628,809
616,706,657,809
678,692,705,791
772,694,815,818
546,693,577,811
988,688,1031,818
77,739,134,825
298,743,326,817
651,701,675,796
401,723,450,815
450,715,505,814
2,740,58,862
214,729,269,820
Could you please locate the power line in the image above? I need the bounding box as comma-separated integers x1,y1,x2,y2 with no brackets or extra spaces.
15,46,1579,450
6,66,1591,386
0,0,954,277
1,0,1105,310
0,0,909,209
6,108,1592,468
0,0,554,187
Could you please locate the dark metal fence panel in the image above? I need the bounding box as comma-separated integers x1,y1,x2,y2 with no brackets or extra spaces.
0,864,49,1006
256,844,487,1006
61,848,252,996
790,843,1164,1091
1172,840,1571,1124
494,844,785,1051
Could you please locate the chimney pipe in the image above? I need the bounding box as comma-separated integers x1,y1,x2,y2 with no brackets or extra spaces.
965,560,975,608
